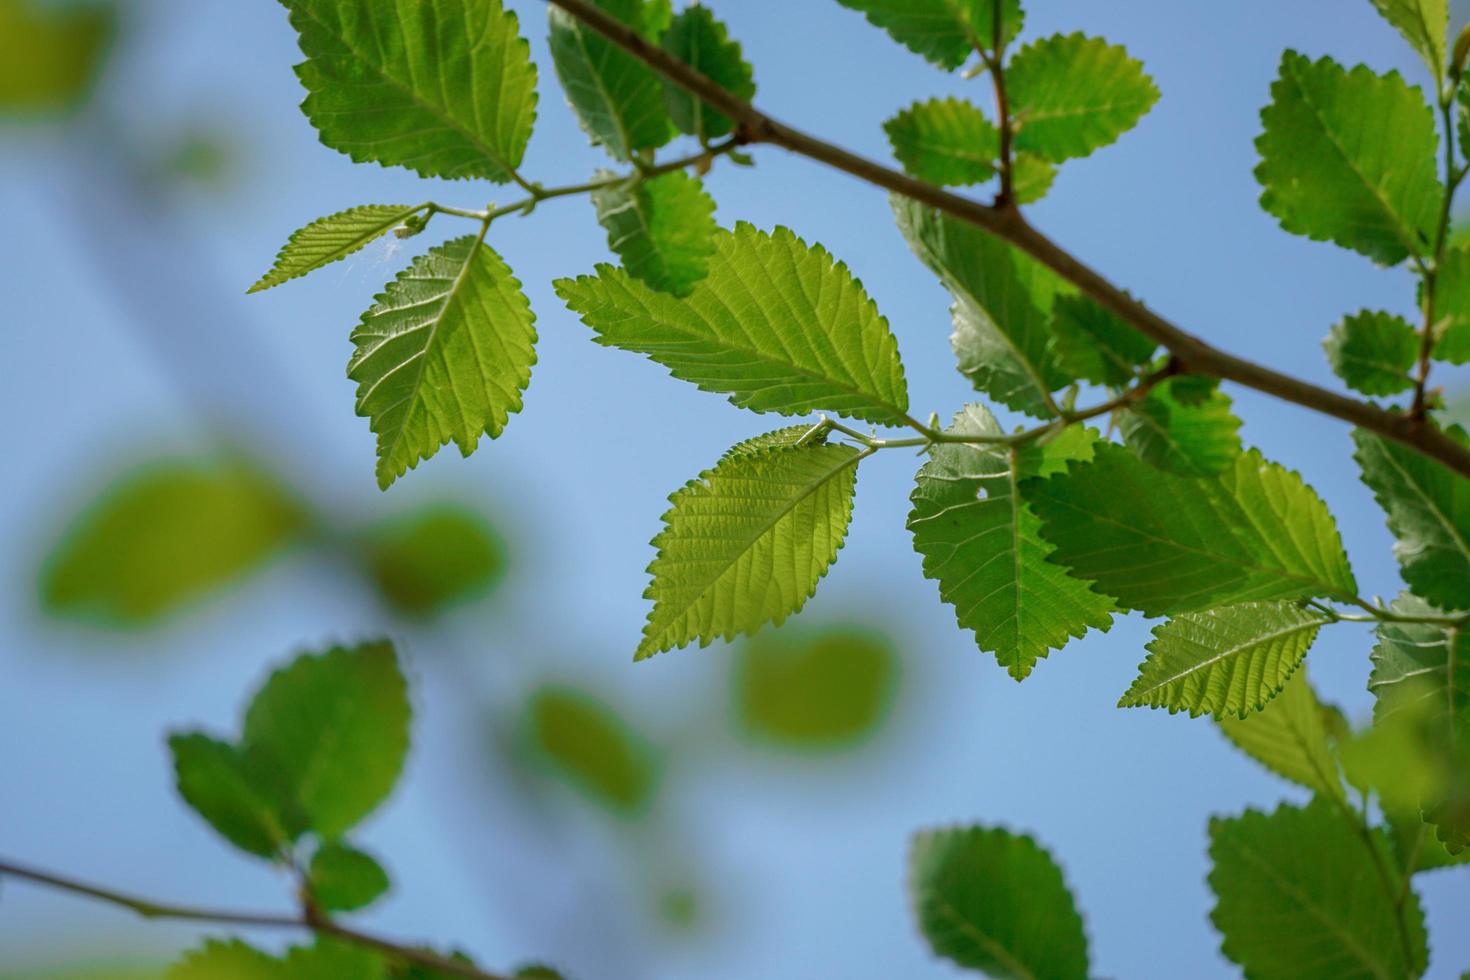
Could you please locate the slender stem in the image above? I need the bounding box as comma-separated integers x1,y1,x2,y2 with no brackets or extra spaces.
1413,93,1465,417
985,6,1015,206
0,859,513,980
539,0,1470,481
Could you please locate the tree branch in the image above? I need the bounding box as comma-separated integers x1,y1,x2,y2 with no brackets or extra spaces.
540,0,1470,480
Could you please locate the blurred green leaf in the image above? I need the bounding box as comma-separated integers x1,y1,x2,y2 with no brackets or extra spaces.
40,457,306,626
0,0,112,114
527,686,657,813
168,732,305,859
167,939,281,980
658,885,701,930
1216,668,1344,800
511,967,566,980
733,626,897,747
358,505,506,618
309,842,391,912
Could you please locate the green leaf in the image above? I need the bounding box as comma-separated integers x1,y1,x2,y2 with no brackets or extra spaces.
282,0,538,181
636,427,862,659
1028,444,1358,617
908,406,1113,680
528,685,657,812
549,0,673,161
1049,294,1156,387
1431,243,1470,364
1389,808,1470,873
349,235,538,490
1011,153,1056,204
1323,310,1419,395
734,626,898,746
1007,33,1160,163
249,205,421,294
590,170,717,296
242,641,410,838
1120,602,1330,718
0,0,112,114
357,505,506,618
1217,668,1345,799
883,97,998,186
168,733,304,859
283,941,385,980
1208,799,1428,980
1369,0,1448,83
660,5,755,141
40,458,305,625
893,195,1072,418
834,0,1023,71
909,825,1089,979
1119,377,1243,477
1256,52,1442,266
309,843,391,912
168,939,282,980
556,223,910,425
1353,426,1470,610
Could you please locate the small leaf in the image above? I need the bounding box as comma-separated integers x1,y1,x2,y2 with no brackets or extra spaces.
283,940,385,980
1323,310,1419,395
0,0,112,114
249,205,421,294
349,235,537,489
883,97,998,186
1217,667,1345,799
1369,0,1448,83
834,0,1023,71
590,169,717,296
358,505,506,618
1119,377,1243,477
1011,153,1056,204
734,626,898,747
1007,33,1160,163
1049,294,1156,387
1431,243,1470,364
909,825,1089,979
168,733,303,859
1120,602,1330,718
660,5,755,141
1256,52,1442,265
168,939,282,980
242,640,410,838
309,843,391,912
528,685,657,812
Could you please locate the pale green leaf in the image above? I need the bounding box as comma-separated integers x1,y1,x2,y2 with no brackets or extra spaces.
1120,602,1329,718
283,0,538,181
1049,294,1156,387
1431,243,1470,364
1119,378,1243,477
1007,33,1160,163
636,427,862,659
357,505,505,617
308,843,390,912
168,733,304,859
1208,799,1428,980
249,205,421,294
1028,444,1358,617
556,223,910,425
884,97,998,186
660,5,755,141
1324,310,1419,395
167,940,282,980
734,626,898,747
590,169,717,296
528,685,657,811
834,0,1022,71
0,0,111,114
909,825,1089,979
1217,668,1346,799
1012,153,1056,204
1369,0,1448,82
1256,52,1442,265
908,405,1113,680
349,235,537,490
242,640,410,838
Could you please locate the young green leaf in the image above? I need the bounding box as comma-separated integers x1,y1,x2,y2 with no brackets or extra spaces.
1006,33,1160,163
168,939,282,980
168,733,304,859
528,685,658,812
660,5,755,141
349,235,537,490
883,97,998,186
636,427,862,659
834,0,1023,71
1011,152,1056,204
1049,294,1156,387
1119,602,1330,718
556,223,911,425
734,626,898,747
282,0,538,181
590,170,717,296
1028,444,1358,617
909,825,1089,979
1323,310,1419,395
1217,668,1345,800
908,405,1113,680
1119,378,1243,477
1256,52,1442,266
893,195,1072,417
357,505,506,618
1208,799,1429,980
242,641,410,839
1369,0,1448,83
309,842,391,912
249,205,422,294
1431,243,1470,364
549,0,674,161
1353,426,1470,610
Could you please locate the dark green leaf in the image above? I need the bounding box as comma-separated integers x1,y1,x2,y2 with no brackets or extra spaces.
528,685,657,812
1049,294,1155,387
660,5,755,141
309,842,391,912
734,626,897,746
884,97,998,186
834,0,1022,71
168,733,304,858
358,505,506,617
1119,377,1243,477
1007,33,1160,163
1323,310,1419,395
590,170,717,296
1431,243,1470,364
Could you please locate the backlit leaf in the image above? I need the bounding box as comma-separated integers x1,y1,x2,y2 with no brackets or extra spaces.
1369,0,1448,83
1323,310,1419,395
1217,667,1345,799
884,97,998,186
1049,294,1155,387
249,205,421,294
1119,377,1243,477
1007,33,1160,163
834,0,1023,71
590,169,717,296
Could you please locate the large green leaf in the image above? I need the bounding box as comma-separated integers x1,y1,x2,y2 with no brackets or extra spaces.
242,641,410,838
884,97,998,186
1208,799,1428,980
636,427,862,659
1119,378,1243,477
548,0,673,161
1369,0,1448,83
1048,294,1155,387
1256,52,1441,266
249,205,420,294
349,235,537,490
660,5,755,141
168,733,304,859
908,406,1113,680
834,0,1023,70
556,223,911,425
1217,667,1345,799
1006,33,1160,163
283,0,538,181
1353,426,1470,610
357,504,505,617
893,195,1071,418
590,170,717,296
1120,602,1330,718
909,825,1089,979
1323,310,1420,395
527,685,658,812
1028,443,1358,617
0,0,112,114
308,842,391,912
